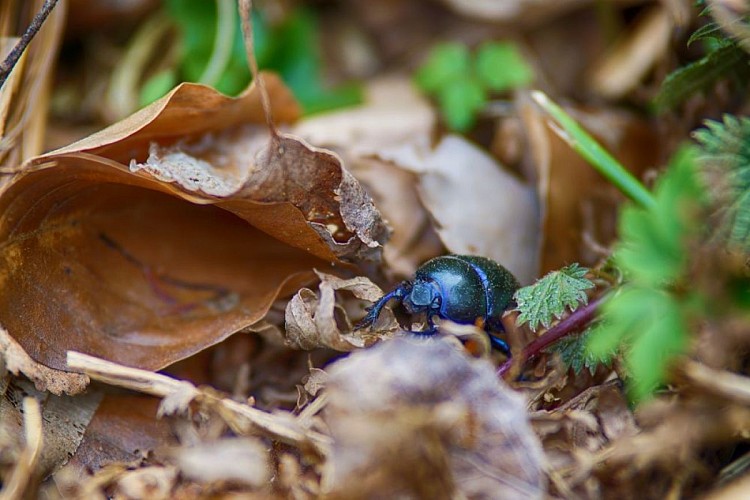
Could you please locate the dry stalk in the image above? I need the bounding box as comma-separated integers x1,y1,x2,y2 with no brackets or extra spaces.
0,397,43,500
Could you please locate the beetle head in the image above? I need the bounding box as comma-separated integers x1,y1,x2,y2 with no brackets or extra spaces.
403,280,440,314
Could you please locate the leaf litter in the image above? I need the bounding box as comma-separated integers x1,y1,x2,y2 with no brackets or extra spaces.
2,0,750,498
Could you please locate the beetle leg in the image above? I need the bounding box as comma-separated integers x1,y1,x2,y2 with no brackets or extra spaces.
356,284,409,329
487,334,511,356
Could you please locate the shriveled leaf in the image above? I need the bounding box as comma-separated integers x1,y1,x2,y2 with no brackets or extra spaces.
0,74,387,380
322,338,545,498
285,272,396,350
291,78,441,276
515,264,594,330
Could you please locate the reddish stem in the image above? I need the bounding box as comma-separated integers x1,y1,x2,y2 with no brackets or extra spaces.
497,296,605,378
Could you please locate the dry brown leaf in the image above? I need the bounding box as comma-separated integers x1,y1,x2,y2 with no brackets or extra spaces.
321,338,546,498
285,271,395,351
518,94,660,273
292,78,443,277
0,74,387,380
68,394,173,472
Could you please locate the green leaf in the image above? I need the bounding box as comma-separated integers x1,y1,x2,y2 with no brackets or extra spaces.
694,115,750,251
436,77,486,131
654,42,749,112
515,264,594,330
475,42,534,92
687,21,725,46
546,328,607,375
616,146,705,286
415,43,472,94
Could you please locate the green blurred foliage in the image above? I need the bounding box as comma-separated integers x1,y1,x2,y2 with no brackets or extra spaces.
141,2,362,114
415,41,533,131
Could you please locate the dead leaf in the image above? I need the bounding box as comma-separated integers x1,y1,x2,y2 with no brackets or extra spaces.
321,338,546,498
518,94,660,273
285,271,395,351
0,74,388,380
67,394,173,472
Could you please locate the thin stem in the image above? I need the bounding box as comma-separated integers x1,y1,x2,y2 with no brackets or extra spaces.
0,0,60,90
199,0,235,86
498,296,604,378
531,91,656,210
238,0,276,135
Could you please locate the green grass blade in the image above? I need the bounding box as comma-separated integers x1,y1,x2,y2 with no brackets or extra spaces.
531,91,656,210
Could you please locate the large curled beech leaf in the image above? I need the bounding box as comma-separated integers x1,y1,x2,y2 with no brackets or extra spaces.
0,73,387,389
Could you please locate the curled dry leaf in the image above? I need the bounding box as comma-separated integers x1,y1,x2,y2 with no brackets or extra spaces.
322,338,546,499
285,271,396,351
292,78,443,277
0,73,387,381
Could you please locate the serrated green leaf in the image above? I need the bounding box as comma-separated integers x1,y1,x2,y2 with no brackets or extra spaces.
546,328,607,375
515,264,594,330
475,42,534,92
694,115,750,251
436,77,486,131
654,42,749,112
415,43,472,94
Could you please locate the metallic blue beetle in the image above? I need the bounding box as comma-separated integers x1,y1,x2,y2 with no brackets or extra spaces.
358,255,519,352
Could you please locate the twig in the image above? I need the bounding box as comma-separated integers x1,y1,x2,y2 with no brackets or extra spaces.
0,0,60,90
238,0,276,135
678,359,750,406
498,296,604,378
0,398,43,500
66,351,331,456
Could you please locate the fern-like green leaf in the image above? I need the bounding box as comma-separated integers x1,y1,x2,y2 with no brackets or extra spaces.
514,264,594,331
546,328,607,376
694,115,750,251
654,42,748,112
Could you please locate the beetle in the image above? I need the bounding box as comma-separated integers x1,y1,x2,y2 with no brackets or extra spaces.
358,254,520,353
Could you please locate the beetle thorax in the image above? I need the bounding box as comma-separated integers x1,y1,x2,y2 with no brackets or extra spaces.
403,280,441,314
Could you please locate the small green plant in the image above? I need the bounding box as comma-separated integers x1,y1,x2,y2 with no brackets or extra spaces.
587,147,707,401
515,264,594,330
415,41,533,131
545,329,602,376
